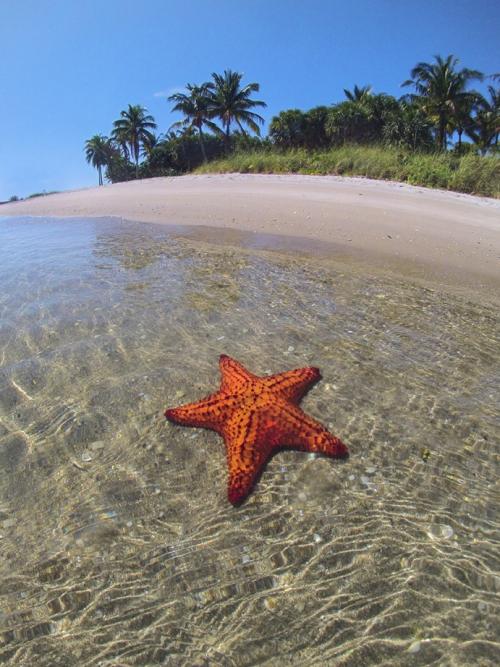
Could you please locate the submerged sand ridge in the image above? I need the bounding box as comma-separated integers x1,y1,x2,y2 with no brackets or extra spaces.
2,173,500,295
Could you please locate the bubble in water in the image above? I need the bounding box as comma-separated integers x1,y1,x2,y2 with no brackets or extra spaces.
90,441,105,450
408,641,421,653
427,524,454,540
441,525,454,539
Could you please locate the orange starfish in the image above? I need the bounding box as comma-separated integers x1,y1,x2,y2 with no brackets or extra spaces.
165,355,348,505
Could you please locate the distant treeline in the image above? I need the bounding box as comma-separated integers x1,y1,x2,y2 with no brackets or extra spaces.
1,191,59,204
84,56,499,194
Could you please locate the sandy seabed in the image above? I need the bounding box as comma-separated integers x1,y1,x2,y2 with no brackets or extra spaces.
2,173,499,300
1,178,500,664
0,215,499,665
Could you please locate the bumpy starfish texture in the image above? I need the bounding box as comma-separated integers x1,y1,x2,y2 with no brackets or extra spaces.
165,355,348,505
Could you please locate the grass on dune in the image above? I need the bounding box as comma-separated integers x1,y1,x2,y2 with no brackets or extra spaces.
195,146,500,198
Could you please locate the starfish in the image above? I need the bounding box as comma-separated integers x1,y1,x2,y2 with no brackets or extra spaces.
165,355,348,505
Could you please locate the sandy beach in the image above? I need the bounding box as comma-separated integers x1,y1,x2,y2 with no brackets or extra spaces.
2,173,499,296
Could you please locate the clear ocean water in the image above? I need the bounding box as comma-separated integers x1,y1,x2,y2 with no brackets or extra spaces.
0,216,498,666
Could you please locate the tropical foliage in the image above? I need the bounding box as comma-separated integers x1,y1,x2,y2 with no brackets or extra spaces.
208,69,267,147
84,135,114,185
111,104,157,177
343,84,373,102
195,146,500,197
168,83,220,162
269,106,330,149
84,57,499,196
465,86,500,154
402,54,483,150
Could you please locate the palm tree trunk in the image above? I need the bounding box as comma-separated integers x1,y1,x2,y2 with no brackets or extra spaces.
98,165,103,186
225,119,231,153
457,128,462,152
133,141,139,179
198,126,207,162
180,140,188,170
438,113,446,150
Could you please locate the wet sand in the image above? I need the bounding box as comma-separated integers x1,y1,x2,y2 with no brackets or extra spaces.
2,174,500,297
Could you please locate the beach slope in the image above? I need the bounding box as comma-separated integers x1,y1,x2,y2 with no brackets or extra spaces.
2,174,499,294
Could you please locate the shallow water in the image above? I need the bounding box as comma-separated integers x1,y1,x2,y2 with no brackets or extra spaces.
0,216,499,666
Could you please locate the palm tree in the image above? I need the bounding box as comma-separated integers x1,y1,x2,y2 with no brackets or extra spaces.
303,106,330,148
466,86,500,154
382,101,434,150
84,135,113,185
452,95,477,152
269,109,306,148
403,54,483,150
208,70,266,149
168,83,221,162
112,104,157,177
111,126,130,161
362,93,400,135
141,132,163,159
325,101,373,144
484,86,500,149
343,84,373,102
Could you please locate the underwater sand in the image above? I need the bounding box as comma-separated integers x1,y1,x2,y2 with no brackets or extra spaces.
0,217,499,666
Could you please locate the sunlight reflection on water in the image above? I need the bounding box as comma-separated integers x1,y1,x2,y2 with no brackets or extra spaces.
0,216,499,666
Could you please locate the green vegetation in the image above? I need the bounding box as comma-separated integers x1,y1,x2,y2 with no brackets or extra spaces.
168,83,221,162
196,146,499,196
85,56,500,197
402,54,484,151
85,135,114,186
208,69,266,148
26,191,59,199
111,104,157,178
1,191,59,204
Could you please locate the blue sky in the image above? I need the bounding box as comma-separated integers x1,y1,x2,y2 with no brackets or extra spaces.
0,0,498,200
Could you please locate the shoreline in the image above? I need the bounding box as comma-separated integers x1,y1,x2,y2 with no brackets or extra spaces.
2,173,500,299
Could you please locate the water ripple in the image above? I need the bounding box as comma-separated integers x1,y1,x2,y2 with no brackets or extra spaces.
0,217,498,665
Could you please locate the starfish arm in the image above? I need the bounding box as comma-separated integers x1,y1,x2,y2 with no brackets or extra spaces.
223,410,272,505
165,391,234,433
260,366,321,403
219,354,256,392
164,356,349,505
268,401,349,458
